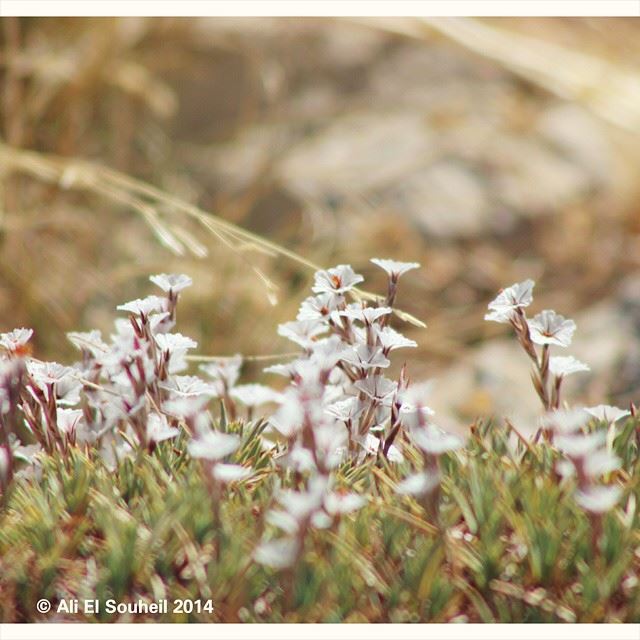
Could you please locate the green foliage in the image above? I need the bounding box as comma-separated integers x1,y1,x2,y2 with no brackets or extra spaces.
1,418,639,622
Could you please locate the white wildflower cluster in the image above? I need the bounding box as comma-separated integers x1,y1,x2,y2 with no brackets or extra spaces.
0,274,252,488
542,408,623,514
487,280,627,516
256,260,463,567
485,279,588,411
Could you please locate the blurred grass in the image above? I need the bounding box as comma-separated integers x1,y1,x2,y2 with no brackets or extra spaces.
1,416,639,622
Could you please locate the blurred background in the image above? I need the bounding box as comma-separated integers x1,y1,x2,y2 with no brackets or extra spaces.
1,17,640,424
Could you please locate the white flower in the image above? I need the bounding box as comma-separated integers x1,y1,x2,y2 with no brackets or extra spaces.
56,408,82,435
277,320,325,349
358,434,403,462
212,463,251,483
147,412,179,443
397,472,439,496
278,475,329,520
160,375,218,398
149,273,193,293
263,360,299,379
370,258,420,280
67,330,107,357
297,293,344,321
117,295,168,315
341,345,390,370
337,305,392,324
412,423,463,455
154,333,197,352
555,431,605,458
199,355,242,392
324,491,365,515
27,361,72,386
312,265,364,295
549,356,590,378
584,449,621,478
325,397,364,423
575,485,621,513
0,328,33,352
163,395,209,418
254,538,300,569
527,310,576,347
540,408,588,434
269,390,305,437
308,336,349,372
376,326,417,352
354,376,397,401
485,279,535,323
188,431,240,461
585,405,631,425
230,384,283,407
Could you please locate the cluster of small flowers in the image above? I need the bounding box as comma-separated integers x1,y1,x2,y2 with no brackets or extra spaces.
255,260,464,568
0,274,255,494
486,280,629,514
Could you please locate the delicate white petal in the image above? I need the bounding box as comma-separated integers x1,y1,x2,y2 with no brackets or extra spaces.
527,310,576,348
585,404,631,424
230,384,283,407
575,485,621,513
312,265,364,295
149,273,193,293
370,258,420,278
485,280,535,324
188,431,240,461
147,412,179,443
0,328,34,352
254,538,299,569
117,295,168,315
212,463,251,482
324,492,365,515
397,472,439,496
549,356,590,377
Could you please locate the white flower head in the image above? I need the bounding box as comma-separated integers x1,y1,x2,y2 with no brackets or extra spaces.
341,345,390,370
117,295,168,316
56,408,83,435
585,404,631,425
212,463,251,483
325,397,364,423
397,471,440,496
147,412,180,443
149,273,193,293
154,332,197,353
540,408,589,434
67,330,107,357
411,423,463,455
199,355,243,392
338,305,392,325
27,361,72,386
371,258,420,280
485,279,535,324
324,491,365,515
376,326,417,352
0,328,33,353
312,265,364,295
575,485,621,514
297,293,344,322
549,356,590,378
188,430,240,461
230,384,283,407
354,376,397,402
160,375,218,398
277,320,325,349
554,431,605,458
254,538,300,569
527,310,576,348
163,395,209,418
